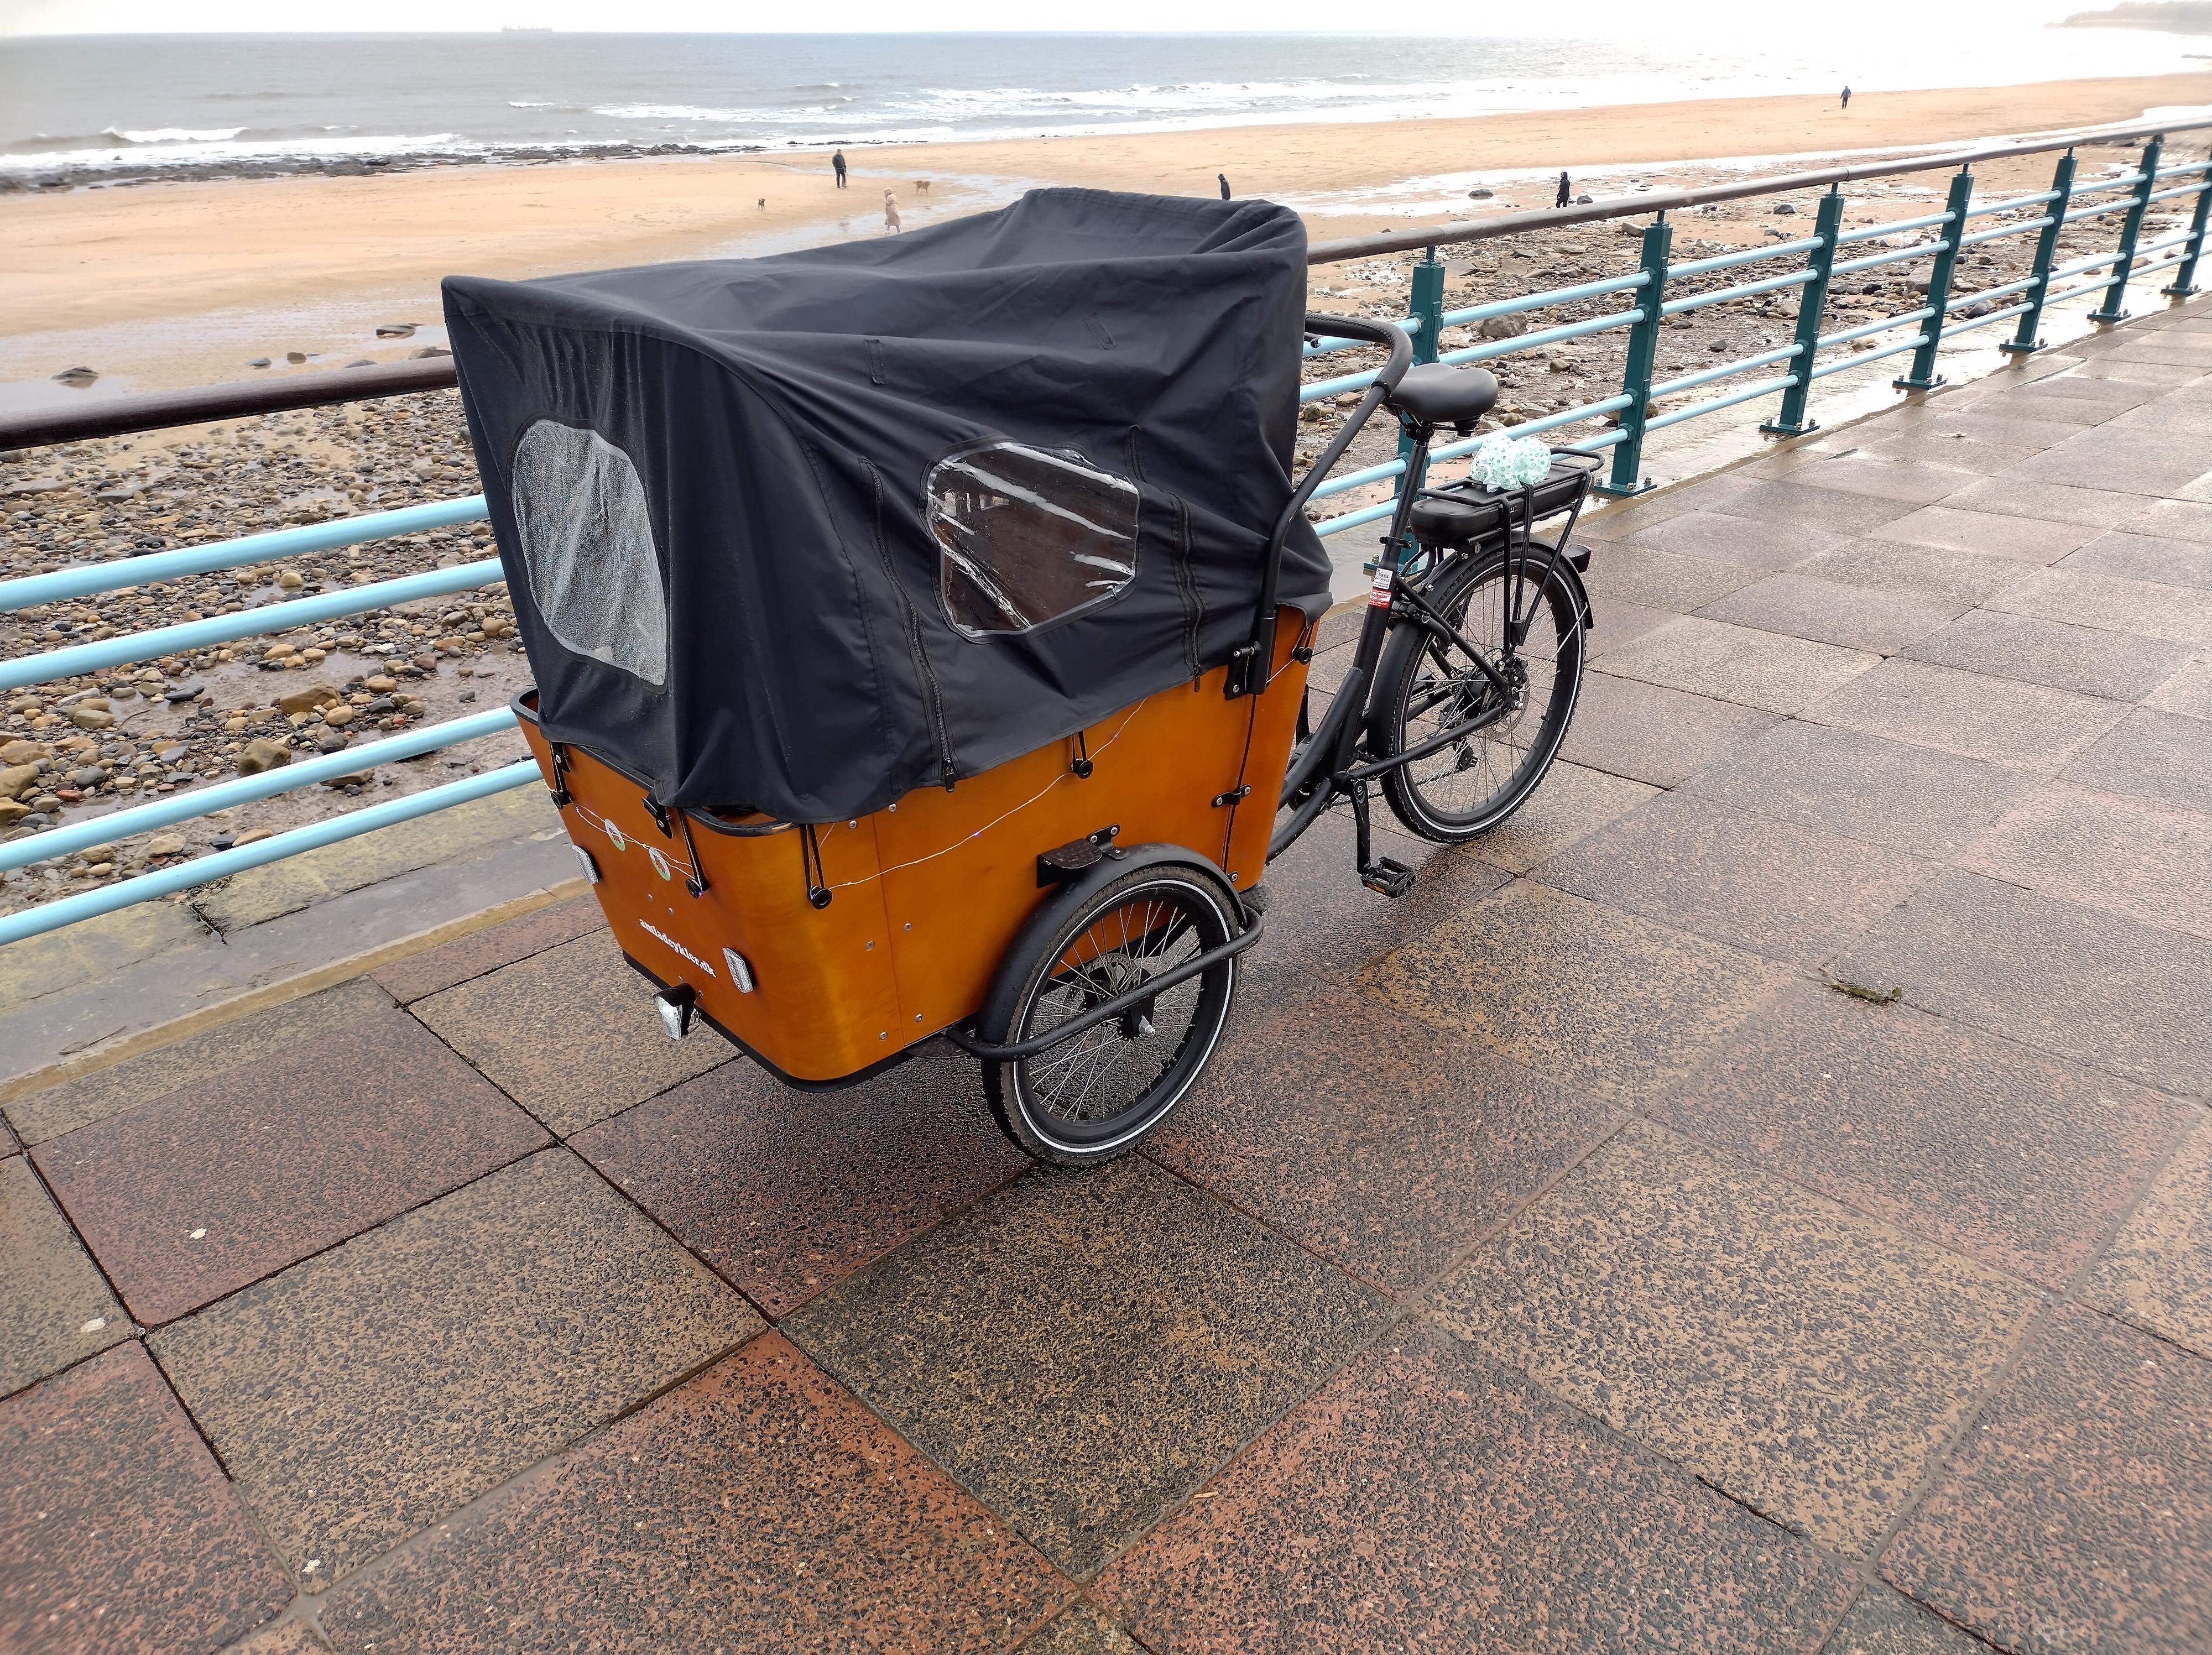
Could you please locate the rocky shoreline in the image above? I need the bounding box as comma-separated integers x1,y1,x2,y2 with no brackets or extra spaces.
0,139,771,195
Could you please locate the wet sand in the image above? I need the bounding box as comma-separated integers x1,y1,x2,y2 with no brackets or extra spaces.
4,71,2210,396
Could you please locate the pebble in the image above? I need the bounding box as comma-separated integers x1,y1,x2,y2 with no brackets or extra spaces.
375,323,418,338
145,834,185,857
236,738,294,776
286,352,308,364
51,366,100,387
246,358,272,369
234,827,274,847
67,706,113,730
162,683,205,703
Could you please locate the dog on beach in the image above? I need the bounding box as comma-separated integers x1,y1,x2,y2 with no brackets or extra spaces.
915,180,931,197
757,198,766,211
883,189,902,233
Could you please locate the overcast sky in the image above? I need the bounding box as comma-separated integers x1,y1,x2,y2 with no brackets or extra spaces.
0,0,2095,39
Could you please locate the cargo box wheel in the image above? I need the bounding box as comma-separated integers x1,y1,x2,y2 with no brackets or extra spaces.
979,858,1240,1167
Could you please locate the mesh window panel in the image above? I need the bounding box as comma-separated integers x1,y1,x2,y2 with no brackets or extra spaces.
509,420,669,686
928,443,1139,640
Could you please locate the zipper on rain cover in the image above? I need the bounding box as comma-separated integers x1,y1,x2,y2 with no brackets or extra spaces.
867,462,958,787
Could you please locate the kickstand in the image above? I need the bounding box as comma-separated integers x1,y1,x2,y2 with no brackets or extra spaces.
1351,778,1416,900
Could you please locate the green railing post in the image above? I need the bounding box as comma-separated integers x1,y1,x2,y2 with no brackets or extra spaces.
1599,216,1672,497
2162,155,2212,297
1761,186,1844,437
2001,149,2075,355
1396,247,1446,499
1895,168,1975,391
2091,134,2161,323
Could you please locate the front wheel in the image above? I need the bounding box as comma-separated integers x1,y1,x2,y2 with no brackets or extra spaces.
1371,547,1587,842
980,861,1240,1167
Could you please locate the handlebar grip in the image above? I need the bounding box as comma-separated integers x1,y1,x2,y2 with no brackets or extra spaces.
1303,311,1415,393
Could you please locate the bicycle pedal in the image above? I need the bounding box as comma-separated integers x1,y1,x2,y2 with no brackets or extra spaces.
1360,857,1417,900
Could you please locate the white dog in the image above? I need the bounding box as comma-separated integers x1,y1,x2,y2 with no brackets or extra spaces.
883,189,902,233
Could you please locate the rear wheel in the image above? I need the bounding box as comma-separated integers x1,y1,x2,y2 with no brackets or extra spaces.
980,862,1239,1167
1372,547,1585,842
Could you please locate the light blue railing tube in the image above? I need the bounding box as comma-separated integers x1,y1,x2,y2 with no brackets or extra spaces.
1945,275,2042,308
1937,304,2034,338
1808,332,1933,379
1644,373,1801,431
2049,248,2124,281
1314,499,1398,536
1659,267,1816,317
0,760,542,947
1432,394,1631,455
0,707,521,873
2064,199,2145,223
1437,272,1646,328
1666,237,1823,280
1958,218,2051,248
1648,344,1803,400
1819,306,1937,348
1302,316,1417,359
1437,309,1643,367
0,496,489,613
2143,184,2207,205
1963,189,2061,218
1301,365,1386,402
1837,212,1955,245
0,558,504,691
2070,170,2151,194
1831,240,1951,277
1310,456,1407,502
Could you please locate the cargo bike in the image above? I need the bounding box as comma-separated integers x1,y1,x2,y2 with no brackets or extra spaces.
445,190,1596,1167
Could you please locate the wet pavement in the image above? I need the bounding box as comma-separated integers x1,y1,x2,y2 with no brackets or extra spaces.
6,301,2212,1653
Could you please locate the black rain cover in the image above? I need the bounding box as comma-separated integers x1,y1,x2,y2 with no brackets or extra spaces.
442,187,1329,822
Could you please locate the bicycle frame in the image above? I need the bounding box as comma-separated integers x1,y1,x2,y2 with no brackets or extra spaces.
1261,333,1592,875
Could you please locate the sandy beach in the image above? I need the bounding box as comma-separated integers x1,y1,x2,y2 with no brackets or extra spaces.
5,71,2210,394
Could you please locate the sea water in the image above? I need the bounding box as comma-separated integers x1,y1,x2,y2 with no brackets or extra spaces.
0,14,2200,182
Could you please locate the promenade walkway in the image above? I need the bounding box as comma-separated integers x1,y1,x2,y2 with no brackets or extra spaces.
6,300,2212,1654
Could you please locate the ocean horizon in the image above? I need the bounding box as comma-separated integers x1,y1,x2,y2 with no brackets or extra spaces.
0,23,2201,183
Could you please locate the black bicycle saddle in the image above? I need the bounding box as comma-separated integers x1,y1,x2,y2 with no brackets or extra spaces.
1386,363,1499,427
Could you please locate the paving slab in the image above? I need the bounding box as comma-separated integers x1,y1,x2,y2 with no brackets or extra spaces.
782,1156,1386,1578
1019,1602,1142,1655
1536,791,1930,967
573,1043,1027,1318
1874,503,2101,562
1558,671,1781,787
1939,475,2153,528
2064,704,2212,812
1358,881,1790,1104
1578,542,1759,611
1808,656,2127,770
1697,572,1960,654
1820,1587,1998,1654
2146,652,2212,719
1680,719,2038,858
1793,536,2035,607
1721,479,1926,536
1625,509,1843,570
1829,869,2212,1095
1958,780,2212,941
1882,1308,2212,1655
1578,594,1682,660
2063,530,2212,590
1780,456,1982,505
0,1153,128,1397
1860,430,2042,477
2005,426,2212,496
1429,1120,2039,1557
152,1147,761,1584
0,1341,291,1655
319,1333,1069,1655
1658,980,2193,1288
1458,759,1657,875
1992,565,2212,647
1902,608,2198,701
2122,496,2212,542
34,1010,549,1326
1244,808,1510,979
3,976,392,1149
2083,1115,2212,1359
1097,1328,1854,1655
1594,615,1881,714
369,892,604,1004
411,928,734,1136
1146,981,1617,1297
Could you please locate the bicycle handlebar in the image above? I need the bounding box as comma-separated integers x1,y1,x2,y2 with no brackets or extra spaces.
1236,314,1417,692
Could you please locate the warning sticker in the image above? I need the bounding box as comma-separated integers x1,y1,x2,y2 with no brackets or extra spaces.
1367,566,1395,608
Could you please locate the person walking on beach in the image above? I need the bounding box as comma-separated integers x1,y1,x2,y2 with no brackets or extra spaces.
832,149,848,188
1556,171,1571,208
1218,173,1232,200
883,189,902,233
1840,86,1851,112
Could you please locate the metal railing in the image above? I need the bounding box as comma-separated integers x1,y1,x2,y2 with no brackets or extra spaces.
4,111,2211,945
